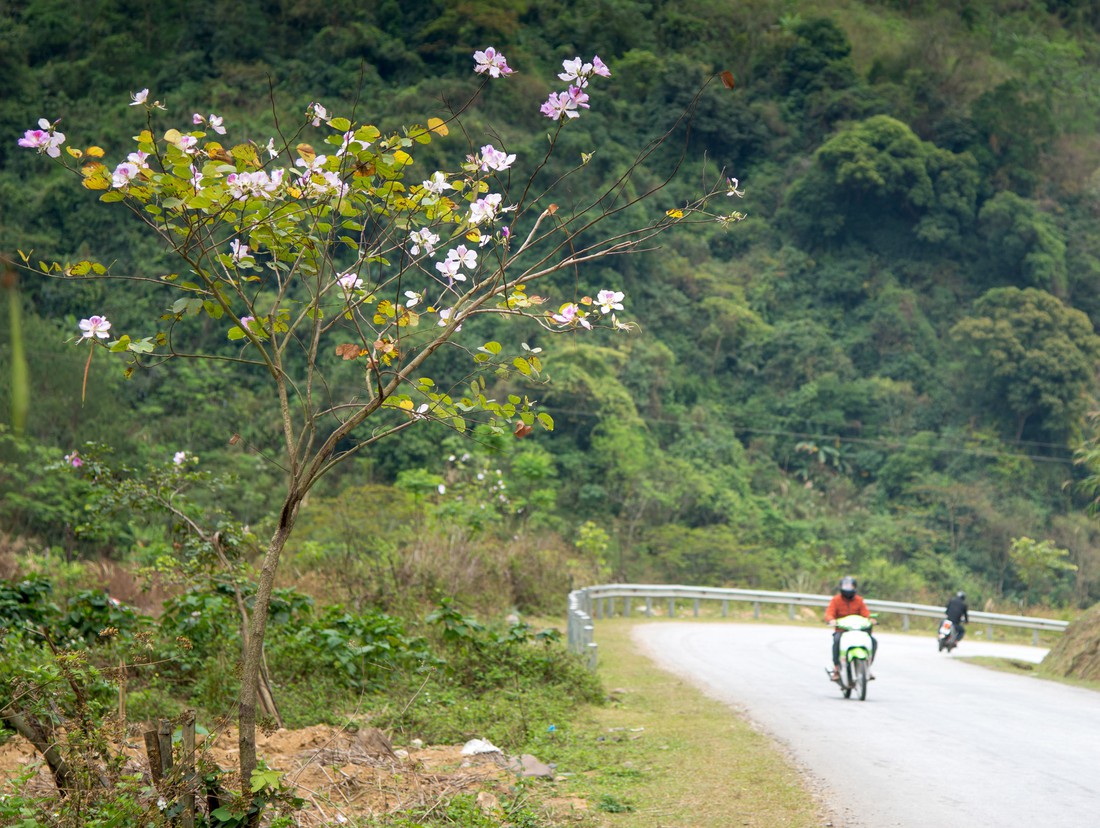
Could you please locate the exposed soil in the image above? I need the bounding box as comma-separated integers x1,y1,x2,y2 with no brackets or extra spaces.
0,725,580,825
1043,602,1100,681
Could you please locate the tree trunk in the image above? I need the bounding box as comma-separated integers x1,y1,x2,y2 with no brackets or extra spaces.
239,498,299,823
2,710,73,793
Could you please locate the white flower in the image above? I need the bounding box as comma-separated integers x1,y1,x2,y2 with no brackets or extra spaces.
130,89,149,106
173,451,187,465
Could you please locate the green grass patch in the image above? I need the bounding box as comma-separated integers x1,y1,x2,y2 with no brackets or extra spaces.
528,619,826,828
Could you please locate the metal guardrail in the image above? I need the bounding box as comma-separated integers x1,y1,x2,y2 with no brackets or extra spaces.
566,583,1069,664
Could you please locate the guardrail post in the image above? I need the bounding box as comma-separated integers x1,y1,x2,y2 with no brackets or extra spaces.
722,600,729,617
668,598,675,617
986,624,993,640
902,614,910,631
586,639,598,669
646,596,653,617
788,603,795,620
1033,629,1039,646
625,597,632,616
693,598,700,617
753,601,760,619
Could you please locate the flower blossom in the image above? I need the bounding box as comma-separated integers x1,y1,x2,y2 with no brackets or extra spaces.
409,227,440,257
307,102,328,127
540,86,589,120
336,272,363,293
173,451,187,465
596,289,625,314
130,89,149,106
421,171,452,197
177,134,199,154
478,144,516,173
473,47,514,78
65,452,83,468
79,315,112,339
404,291,422,308
265,138,279,158
189,164,204,191
551,303,591,330
229,239,250,261
726,176,745,198
557,55,611,87
18,119,66,158
467,193,503,225
438,307,461,329
448,245,477,270
112,161,140,188
435,257,462,284
226,169,284,200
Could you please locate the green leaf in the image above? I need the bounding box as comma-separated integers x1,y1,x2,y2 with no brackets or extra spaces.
537,412,555,431
513,357,532,376
99,190,125,203
330,117,352,132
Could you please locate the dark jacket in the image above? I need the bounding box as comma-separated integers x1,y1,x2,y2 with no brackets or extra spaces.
946,596,969,624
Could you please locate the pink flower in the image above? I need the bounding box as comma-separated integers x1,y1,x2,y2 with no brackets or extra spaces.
435,257,462,284
230,239,250,261
307,102,328,127
336,272,363,293
111,161,140,189
467,193,503,225
65,452,83,468
78,315,112,339
596,290,625,313
173,451,187,465
591,56,611,78
18,119,65,158
478,144,516,172
540,86,588,120
448,244,478,270
473,47,514,78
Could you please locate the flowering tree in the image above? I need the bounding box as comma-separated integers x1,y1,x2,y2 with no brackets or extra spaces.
18,49,742,815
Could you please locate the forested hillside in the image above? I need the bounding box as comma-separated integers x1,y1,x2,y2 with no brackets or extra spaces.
6,0,1100,613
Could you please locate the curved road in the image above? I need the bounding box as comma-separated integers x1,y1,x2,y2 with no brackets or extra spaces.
632,622,1100,828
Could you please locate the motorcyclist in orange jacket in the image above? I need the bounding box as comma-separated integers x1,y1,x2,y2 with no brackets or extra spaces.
825,576,876,680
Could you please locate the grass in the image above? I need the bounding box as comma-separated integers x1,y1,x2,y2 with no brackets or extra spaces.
962,655,1100,694
533,618,827,828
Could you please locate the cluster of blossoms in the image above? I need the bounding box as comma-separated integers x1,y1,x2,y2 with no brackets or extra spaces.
541,56,610,121
17,118,65,158
294,154,348,199
550,289,626,330
30,44,641,379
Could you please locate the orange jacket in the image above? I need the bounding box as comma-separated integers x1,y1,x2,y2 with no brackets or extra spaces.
825,594,870,622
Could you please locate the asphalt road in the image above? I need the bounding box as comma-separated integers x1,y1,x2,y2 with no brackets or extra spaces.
631,622,1100,828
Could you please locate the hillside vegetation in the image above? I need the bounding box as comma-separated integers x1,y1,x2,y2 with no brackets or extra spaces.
6,0,1100,616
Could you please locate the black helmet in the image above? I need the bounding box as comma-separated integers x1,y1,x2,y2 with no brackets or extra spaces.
839,576,857,599
957,590,966,600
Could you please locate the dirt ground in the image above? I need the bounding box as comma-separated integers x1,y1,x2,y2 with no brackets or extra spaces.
0,725,586,824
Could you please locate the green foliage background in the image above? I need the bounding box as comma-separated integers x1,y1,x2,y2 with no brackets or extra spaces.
5,0,1100,613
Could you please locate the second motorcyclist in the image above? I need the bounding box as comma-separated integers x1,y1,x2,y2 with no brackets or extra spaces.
946,590,969,641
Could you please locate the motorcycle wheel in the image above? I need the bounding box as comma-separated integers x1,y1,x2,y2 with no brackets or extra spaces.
853,659,868,701
937,638,944,652
841,666,852,698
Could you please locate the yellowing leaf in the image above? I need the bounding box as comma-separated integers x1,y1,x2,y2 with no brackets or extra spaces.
296,143,316,164
85,146,105,158
465,229,482,243
428,117,449,136
392,150,413,167
398,399,414,411
163,128,183,145
666,208,684,218
66,147,83,158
